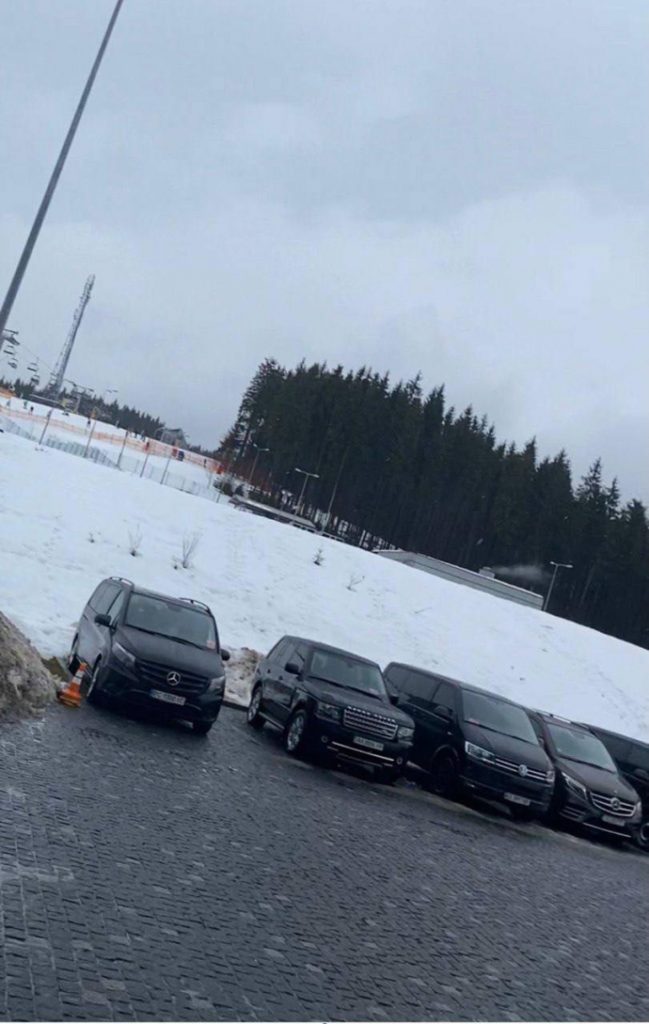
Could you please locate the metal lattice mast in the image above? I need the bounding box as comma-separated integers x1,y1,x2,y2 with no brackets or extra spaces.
48,275,95,396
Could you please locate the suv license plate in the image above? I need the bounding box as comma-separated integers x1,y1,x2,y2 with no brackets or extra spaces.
354,736,384,752
504,793,531,806
602,814,625,825
150,689,186,706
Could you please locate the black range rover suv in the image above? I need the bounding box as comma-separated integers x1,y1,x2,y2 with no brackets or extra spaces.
384,663,555,818
247,636,415,782
69,577,230,734
529,711,642,841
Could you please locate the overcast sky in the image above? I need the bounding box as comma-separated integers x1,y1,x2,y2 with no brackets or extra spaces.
1,0,647,498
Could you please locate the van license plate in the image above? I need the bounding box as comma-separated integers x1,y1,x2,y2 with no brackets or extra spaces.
354,736,384,752
602,814,625,825
150,689,185,706
504,793,530,806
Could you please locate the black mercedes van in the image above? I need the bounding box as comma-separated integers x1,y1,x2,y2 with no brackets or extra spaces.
529,712,642,841
585,724,649,849
384,663,555,818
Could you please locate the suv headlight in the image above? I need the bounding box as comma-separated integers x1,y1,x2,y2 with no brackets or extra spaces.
562,771,588,800
315,701,342,723
465,741,496,764
207,674,226,693
112,641,136,670
397,726,414,742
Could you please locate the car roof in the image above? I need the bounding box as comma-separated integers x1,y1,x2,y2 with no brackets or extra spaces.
282,636,381,669
385,662,527,707
585,722,649,751
531,710,592,733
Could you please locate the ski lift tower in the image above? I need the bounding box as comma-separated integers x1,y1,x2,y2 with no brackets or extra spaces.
46,275,95,399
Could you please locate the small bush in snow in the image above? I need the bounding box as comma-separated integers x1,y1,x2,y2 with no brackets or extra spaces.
347,573,364,592
88,532,96,544
313,547,324,566
179,531,201,569
128,525,143,557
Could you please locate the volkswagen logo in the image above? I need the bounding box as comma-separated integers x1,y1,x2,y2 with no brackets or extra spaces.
166,671,181,687
518,764,529,777
611,796,621,811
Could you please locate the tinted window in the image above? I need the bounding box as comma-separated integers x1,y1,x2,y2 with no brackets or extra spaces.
384,665,408,693
597,732,632,763
308,649,387,697
107,588,127,622
94,582,121,615
125,594,217,649
293,644,308,668
432,681,457,713
268,638,290,663
88,582,109,611
462,691,537,744
545,722,617,772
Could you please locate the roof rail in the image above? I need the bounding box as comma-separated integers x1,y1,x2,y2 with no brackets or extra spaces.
109,576,133,586
179,597,211,612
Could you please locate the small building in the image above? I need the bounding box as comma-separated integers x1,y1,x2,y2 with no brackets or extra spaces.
158,427,188,448
375,549,544,610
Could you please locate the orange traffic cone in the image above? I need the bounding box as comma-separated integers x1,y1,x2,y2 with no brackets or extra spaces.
58,661,87,708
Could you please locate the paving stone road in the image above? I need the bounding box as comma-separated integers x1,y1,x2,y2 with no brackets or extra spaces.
1,701,649,1021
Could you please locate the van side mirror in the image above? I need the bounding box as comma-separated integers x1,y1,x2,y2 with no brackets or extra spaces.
435,705,453,721
221,648,231,662
388,692,399,706
634,767,649,782
94,613,112,628
285,661,300,675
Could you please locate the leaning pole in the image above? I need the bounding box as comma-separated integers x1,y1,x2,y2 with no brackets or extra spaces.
0,0,125,350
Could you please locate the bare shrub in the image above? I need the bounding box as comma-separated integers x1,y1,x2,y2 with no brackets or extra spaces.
347,573,364,592
180,531,201,569
128,525,143,557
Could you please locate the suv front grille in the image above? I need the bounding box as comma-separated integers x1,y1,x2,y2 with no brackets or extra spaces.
591,792,636,817
137,659,208,696
493,756,548,783
342,706,398,740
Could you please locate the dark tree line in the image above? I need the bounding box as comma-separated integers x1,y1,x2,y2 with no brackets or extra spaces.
222,359,649,650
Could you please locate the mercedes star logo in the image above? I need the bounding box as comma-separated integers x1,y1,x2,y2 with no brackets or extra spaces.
166,671,181,687
518,764,529,777
611,796,620,811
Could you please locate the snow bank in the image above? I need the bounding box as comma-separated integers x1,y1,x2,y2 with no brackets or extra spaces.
1,429,649,739
0,610,57,718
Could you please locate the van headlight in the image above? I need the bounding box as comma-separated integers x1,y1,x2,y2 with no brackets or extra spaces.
562,771,587,800
112,642,136,670
207,674,226,693
465,741,496,764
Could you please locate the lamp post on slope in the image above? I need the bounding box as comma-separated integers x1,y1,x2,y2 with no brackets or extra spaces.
544,560,573,612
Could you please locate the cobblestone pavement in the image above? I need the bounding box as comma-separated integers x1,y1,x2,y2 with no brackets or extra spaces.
1,701,649,1021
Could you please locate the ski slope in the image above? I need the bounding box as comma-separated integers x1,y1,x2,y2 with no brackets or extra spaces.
2,427,649,740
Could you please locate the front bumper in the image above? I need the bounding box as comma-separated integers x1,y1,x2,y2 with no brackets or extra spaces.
309,718,412,772
558,797,641,839
99,663,223,723
461,760,553,814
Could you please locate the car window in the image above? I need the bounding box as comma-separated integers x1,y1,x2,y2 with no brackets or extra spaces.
124,593,217,649
282,641,297,666
88,582,108,611
402,670,436,701
268,638,289,663
293,644,308,668
94,582,121,615
432,681,457,714
384,665,408,693
597,732,632,764
308,649,387,697
107,588,127,622
462,690,538,744
545,722,617,772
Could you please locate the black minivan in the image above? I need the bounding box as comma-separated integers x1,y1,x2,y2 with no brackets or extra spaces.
384,663,555,818
582,724,649,848
69,577,230,734
528,712,642,841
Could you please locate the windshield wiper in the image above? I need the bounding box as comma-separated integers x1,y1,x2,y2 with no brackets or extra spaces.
309,675,383,699
126,626,206,649
468,721,531,743
562,754,613,771
126,625,169,638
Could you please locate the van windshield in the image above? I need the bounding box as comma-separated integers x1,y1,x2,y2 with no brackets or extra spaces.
546,722,617,772
308,649,387,698
463,691,539,744
125,594,217,650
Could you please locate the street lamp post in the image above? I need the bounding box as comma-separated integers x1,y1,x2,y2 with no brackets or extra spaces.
294,467,319,516
0,0,125,344
324,448,349,532
544,561,573,612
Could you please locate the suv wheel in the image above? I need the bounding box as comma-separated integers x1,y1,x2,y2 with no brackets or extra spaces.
284,709,307,756
193,719,214,736
86,660,105,707
430,752,459,799
376,767,402,786
247,685,264,730
637,822,649,851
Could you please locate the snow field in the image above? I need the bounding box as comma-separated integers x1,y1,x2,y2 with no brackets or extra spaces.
1,428,649,739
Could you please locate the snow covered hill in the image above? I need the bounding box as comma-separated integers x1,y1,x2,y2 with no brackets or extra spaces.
2,428,649,740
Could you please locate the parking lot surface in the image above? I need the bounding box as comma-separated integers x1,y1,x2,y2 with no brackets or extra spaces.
1,702,649,1022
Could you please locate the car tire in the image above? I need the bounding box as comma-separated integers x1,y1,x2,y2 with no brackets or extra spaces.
429,752,459,799
509,806,536,822
376,767,402,786
68,635,80,674
637,821,649,851
247,685,265,730
284,709,308,756
85,660,105,707
193,719,214,736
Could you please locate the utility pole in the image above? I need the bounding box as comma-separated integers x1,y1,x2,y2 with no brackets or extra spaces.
544,561,573,612
0,0,125,343
324,448,349,532
294,467,319,516
249,444,270,489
